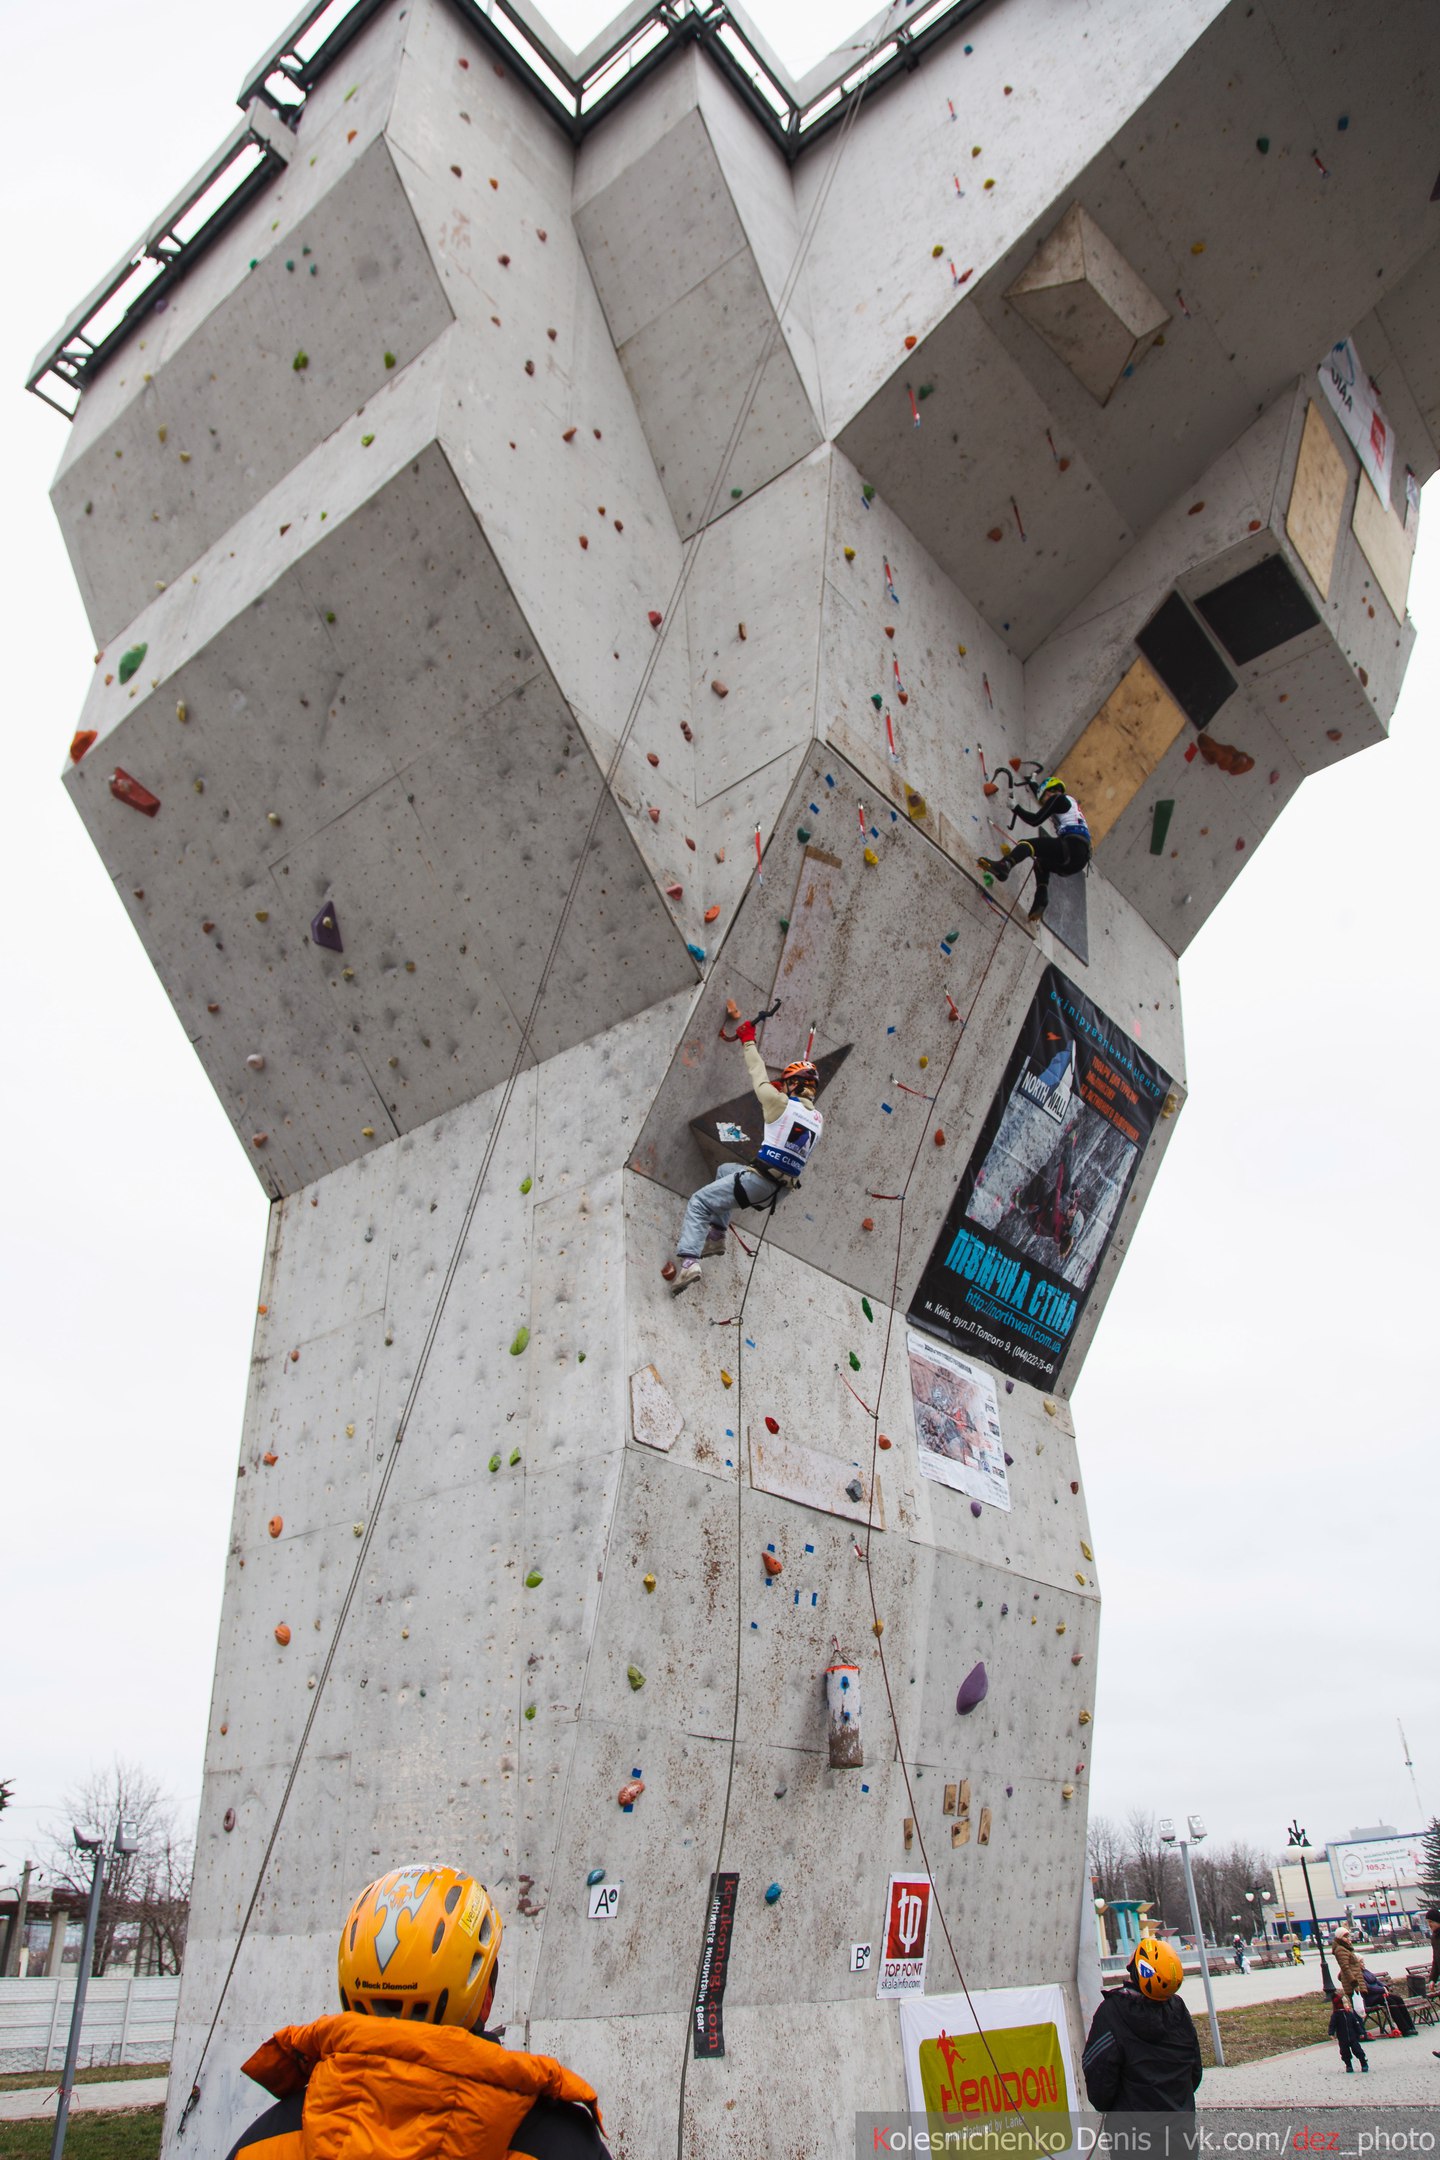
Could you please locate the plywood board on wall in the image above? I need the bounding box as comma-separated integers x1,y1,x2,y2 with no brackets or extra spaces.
1059,656,1188,848
1352,472,1416,621
1286,400,1349,600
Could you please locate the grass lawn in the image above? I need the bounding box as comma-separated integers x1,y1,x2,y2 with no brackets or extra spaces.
1197,1991,1335,2067
1,2107,164,2158
0,2065,168,2094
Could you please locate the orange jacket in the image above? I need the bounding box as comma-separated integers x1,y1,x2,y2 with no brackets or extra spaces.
235,2014,603,2160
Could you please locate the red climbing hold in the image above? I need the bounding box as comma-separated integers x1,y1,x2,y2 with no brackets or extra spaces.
617,1779,644,1807
69,729,97,763
647,751,659,767
1235,836,1245,850
665,883,683,900
878,1434,892,1449
110,769,161,816
648,806,660,823
648,610,663,628
263,1451,278,1465
987,527,1004,542
861,1217,874,1232
563,427,576,442
934,1129,946,1146
904,335,918,350
764,1416,779,1434
661,1261,677,1282
1069,1480,1079,1493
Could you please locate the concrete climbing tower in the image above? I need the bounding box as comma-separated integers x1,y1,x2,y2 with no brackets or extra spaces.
33,0,1437,2147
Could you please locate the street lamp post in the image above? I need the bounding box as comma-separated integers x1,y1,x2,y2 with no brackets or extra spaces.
50,1819,138,2160
1286,1820,1334,1996
1161,1814,1224,2068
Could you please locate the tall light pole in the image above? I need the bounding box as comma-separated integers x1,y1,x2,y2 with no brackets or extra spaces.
1286,1820,1334,1996
51,1818,138,2160
1161,1814,1224,2068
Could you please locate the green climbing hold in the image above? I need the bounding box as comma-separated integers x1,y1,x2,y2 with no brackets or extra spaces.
249,257,258,270
627,1665,646,1690
1256,136,1270,153
982,873,994,888
1149,799,1175,856
325,611,336,624
117,644,148,685
524,1702,536,1719
779,917,790,932
730,488,743,499
848,1351,861,1371
944,929,959,944
293,350,309,371
285,259,295,272
384,351,396,369
918,383,934,400
520,1175,533,1194
586,1868,605,1886
489,1452,501,1473
360,433,375,447
797,827,811,843
510,1326,530,1356
577,1351,586,1363
862,484,876,502
871,694,883,709
862,1297,874,1322
509,1447,521,1466
524,1569,543,1588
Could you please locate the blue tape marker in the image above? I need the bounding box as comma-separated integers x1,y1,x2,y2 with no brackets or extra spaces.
882,1102,893,1114
811,1591,818,1606
810,802,820,815
750,1620,758,1630
745,1338,756,1348
805,1543,814,1553
825,774,835,787
767,1543,776,1552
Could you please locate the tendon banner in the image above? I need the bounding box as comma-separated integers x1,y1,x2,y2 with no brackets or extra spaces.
908,968,1171,1386
899,1985,1078,2158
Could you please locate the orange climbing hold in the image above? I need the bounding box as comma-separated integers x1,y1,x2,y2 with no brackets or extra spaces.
762,1551,783,1576
934,1129,946,1146
904,335,918,350
263,1451,278,1465
268,1516,283,1538
69,730,97,763
704,905,720,923
648,806,660,823
617,1779,644,1806
274,1623,291,1645
563,427,576,441
878,1434,892,1450
862,1217,874,1231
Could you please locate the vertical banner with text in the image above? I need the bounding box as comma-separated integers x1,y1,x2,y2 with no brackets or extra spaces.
691,1871,739,2057
908,967,1171,1386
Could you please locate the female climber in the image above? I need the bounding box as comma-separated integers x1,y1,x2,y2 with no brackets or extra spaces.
667,999,822,1294
978,774,1090,923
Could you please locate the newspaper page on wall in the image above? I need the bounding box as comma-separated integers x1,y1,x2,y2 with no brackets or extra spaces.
906,1331,1011,1511
908,967,1172,1387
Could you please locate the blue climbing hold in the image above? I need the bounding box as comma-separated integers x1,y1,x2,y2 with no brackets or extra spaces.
586,1867,605,1886
764,1882,782,1904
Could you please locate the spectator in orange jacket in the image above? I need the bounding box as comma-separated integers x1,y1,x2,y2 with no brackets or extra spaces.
225,1865,608,2160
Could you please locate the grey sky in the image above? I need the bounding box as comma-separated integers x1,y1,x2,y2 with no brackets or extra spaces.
1,0,1433,1897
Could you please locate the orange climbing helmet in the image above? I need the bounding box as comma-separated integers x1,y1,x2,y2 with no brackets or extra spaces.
1129,1935,1183,2003
338,1864,502,2028
780,1059,820,1095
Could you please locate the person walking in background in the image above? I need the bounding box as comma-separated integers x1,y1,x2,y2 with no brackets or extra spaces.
1328,1993,1369,2074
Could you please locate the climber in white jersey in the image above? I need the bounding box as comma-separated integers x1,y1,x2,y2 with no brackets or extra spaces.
669,1000,823,1295
978,774,1091,923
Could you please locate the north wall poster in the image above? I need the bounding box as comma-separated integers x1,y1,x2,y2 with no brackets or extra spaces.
908,967,1172,1386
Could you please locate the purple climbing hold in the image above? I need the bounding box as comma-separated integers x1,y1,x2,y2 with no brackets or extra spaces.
1004,1379,1015,1393
1000,1603,1009,1615
969,1499,983,1518
311,900,344,952
1005,1784,1013,1798
955,1660,988,1715
1003,1452,1014,1466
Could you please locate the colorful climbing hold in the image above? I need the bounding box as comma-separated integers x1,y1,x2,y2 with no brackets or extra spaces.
384,351,396,368
844,546,855,561
309,902,341,952
648,609,663,628
764,1416,780,1434
489,1453,501,1473
863,847,878,866
627,1665,646,1690
934,1129,946,1147
109,770,161,816
848,1352,860,1371
948,1659,991,1724
293,350,309,371
268,1516,283,1538
274,1623,291,1646
861,1217,874,1232
862,1298,874,1322
617,1780,644,1807
762,1552,783,1576
510,1327,530,1356
643,1573,656,1593
69,730,97,763
360,433,374,447
721,1371,734,1388
520,1175,532,1194
524,1570,543,1588
764,1883,782,1905
587,1868,606,1886
117,643,148,685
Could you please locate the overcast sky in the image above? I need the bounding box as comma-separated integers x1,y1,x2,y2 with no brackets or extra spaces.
1,0,1433,1905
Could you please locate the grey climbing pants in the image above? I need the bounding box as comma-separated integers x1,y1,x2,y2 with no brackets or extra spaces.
677,1164,778,1258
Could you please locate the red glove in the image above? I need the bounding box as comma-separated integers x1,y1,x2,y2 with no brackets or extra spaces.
738,1021,757,1043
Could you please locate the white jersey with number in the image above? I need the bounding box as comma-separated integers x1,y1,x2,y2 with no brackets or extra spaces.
1051,794,1089,843
756,1096,823,1180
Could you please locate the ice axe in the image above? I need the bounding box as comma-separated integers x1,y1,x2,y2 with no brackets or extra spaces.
719,996,781,1042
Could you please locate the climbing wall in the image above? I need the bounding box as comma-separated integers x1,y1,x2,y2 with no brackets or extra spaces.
38,0,1438,2152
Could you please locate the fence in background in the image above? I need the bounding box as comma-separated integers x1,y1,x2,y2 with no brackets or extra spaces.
0,1975,178,2075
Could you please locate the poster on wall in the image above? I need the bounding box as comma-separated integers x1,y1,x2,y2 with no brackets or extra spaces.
898,1984,1078,2157
876,1875,933,1999
906,1331,1011,1511
1319,337,1395,507
908,967,1172,1387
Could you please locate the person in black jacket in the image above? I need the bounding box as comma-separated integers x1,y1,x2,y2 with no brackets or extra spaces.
1328,1992,1369,2073
1082,1936,1202,2118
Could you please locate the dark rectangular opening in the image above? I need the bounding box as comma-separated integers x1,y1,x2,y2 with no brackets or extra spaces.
1195,555,1322,665
1135,592,1237,728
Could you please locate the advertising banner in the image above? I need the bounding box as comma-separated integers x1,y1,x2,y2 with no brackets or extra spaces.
1319,337,1395,507
1327,1833,1425,1897
899,1984,1078,2157
877,1875,934,1999
691,1871,738,2057
908,968,1172,1386
906,1331,1010,1511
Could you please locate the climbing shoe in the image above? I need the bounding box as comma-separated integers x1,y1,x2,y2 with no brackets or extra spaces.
1027,897,1047,923
671,1260,703,1295
701,1231,728,1259
977,855,1009,880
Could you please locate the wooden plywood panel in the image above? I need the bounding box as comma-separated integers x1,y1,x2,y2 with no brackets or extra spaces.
1059,657,1188,848
1352,473,1416,621
630,1364,683,1453
748,1427,885,1531
1287,400,1349,600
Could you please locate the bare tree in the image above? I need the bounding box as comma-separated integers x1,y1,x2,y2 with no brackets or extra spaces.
1087,1814,1131,1951
45,1760,188,1977
136,1831,193,1975
1124,1807,1178,1926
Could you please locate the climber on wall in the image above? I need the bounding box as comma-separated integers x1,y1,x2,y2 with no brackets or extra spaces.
978,774,1091,924
667,998,823,1295
225,1864,610,2160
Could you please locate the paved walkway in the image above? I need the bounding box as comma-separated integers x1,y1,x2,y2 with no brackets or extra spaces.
0,2075,169,2121
1199,2036,1440,2108
1180,1945,1423,2017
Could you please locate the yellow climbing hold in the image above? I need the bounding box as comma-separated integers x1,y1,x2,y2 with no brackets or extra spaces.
1080,1541,1093,1561
1074,1573,1086,1586
1078,1709,1092,1725
1043,1399,1057,1417
844,546,856,560
176,701,188,723
627,1665,646,1690
1055,1622,1067,1635
1062,1784,1075,1801
872,1616,884,1635
721,1370,734,1387
863,846,879,866
643,1573,656,1593
362,1126,375,1139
